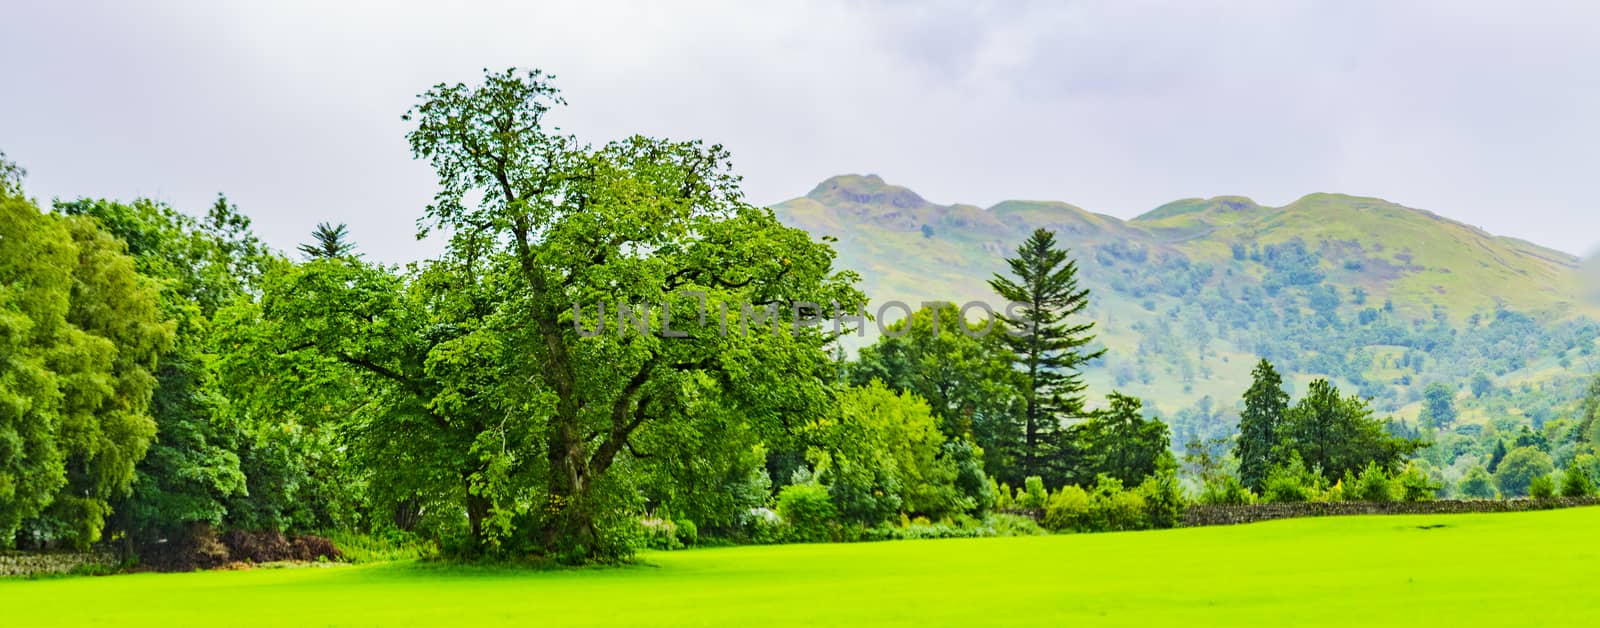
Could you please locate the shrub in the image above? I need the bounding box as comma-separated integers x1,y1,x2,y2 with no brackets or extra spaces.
993,480,1014,511
1321,480,1346,503
985,513,1044,537
1136,472,1184,529
1353,463,1395,502
1529,474,1557,499
640,518,684,550
1099,487,1148,532
1197,475,1254,506
775,483,836,543
739,508,785,545
1042,485,1093,532
1262,459,1319,504
1019,476,1049,510
1394,464,1440,502
1495,446,1554,497
1457,465,1497,500
1561,467,1595,498
674,519,698,547
325,530,432,563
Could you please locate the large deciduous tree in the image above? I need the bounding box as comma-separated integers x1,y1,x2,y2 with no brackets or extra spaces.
253,68,860,561
988,228,1104,482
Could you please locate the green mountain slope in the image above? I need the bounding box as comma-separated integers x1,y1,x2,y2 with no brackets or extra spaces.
774,174,1600,432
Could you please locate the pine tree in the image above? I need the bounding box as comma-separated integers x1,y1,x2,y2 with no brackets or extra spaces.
988,228,1104,482
1235,359,1289,493
298,222,356,259
1487,439,1508,474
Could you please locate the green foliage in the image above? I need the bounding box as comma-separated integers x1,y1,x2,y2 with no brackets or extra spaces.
395,67,861,561
1074,392,1175,487
1040,475,1174,533
994,481,1015,511
1261,454,1323,504
297,222,356,259
851,304,1024,482
1198,475,1255,505
325,530,434,564
0,150,24,198
1528,475,1557,499
988,228,1104,482
810,382,942,524
1495,446,1554,497
1394,464,1441,502
1421,383,1458,429
1487,440,1508,474
1135,471,1184,529
1,192,172,549
1019,476,1048,510
1041,485,1091,532
1278,379,1420,483
1457,465,1498,500
775,483,835,543
1352,463,1395,503
1091,476,1149,532
1236,359,1289,493
1559,466,1594,498
57,197,315,557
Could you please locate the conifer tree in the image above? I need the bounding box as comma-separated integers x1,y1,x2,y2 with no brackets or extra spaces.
298,222,357,259
1235,359,1289,493
988,228,1103,481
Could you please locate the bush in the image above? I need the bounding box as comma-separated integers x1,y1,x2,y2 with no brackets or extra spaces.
1561,467,1595,498
1042,485,1093,532
775,483,836,543
640,518,684,550
1019,476,1049,510
1394,464,1440,502
994,481,1015,511
984,513,1044,537
1457,465,1497,500
1262,458,1321,504
1098,485,1148,532
1197,475,1254,506
674,519,698,547
1136,472,1184,529
738,508,785,545
325,530,432,563
1352,463,1395,502
1495,446,1554,497
1529,474,1557,499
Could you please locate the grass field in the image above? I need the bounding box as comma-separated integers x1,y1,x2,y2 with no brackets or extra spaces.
5,507,1597,627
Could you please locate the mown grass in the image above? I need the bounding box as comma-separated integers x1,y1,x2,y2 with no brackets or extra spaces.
5,506,1597,626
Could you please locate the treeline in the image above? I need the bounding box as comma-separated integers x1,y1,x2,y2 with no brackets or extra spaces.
1,155,339,558
6,67,1600,569
0,64,1179,565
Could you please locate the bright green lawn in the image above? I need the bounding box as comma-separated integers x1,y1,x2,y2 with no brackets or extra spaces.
6,507,1598,627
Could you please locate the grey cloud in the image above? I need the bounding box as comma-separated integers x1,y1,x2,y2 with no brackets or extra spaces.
1,0,1596,262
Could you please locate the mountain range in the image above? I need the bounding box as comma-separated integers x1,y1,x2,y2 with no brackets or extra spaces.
773,174,1599,431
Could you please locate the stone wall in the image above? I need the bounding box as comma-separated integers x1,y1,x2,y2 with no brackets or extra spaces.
0,549,118,578
1183,497,1600,527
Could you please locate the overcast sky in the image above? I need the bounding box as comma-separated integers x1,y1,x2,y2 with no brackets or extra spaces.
4,1,1598,262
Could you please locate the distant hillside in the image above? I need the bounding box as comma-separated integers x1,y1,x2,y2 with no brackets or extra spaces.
774,174,1600,435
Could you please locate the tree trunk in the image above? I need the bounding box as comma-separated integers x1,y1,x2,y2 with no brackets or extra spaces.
541,421,598,561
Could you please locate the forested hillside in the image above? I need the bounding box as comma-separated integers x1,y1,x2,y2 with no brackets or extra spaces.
774,175,1600,439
